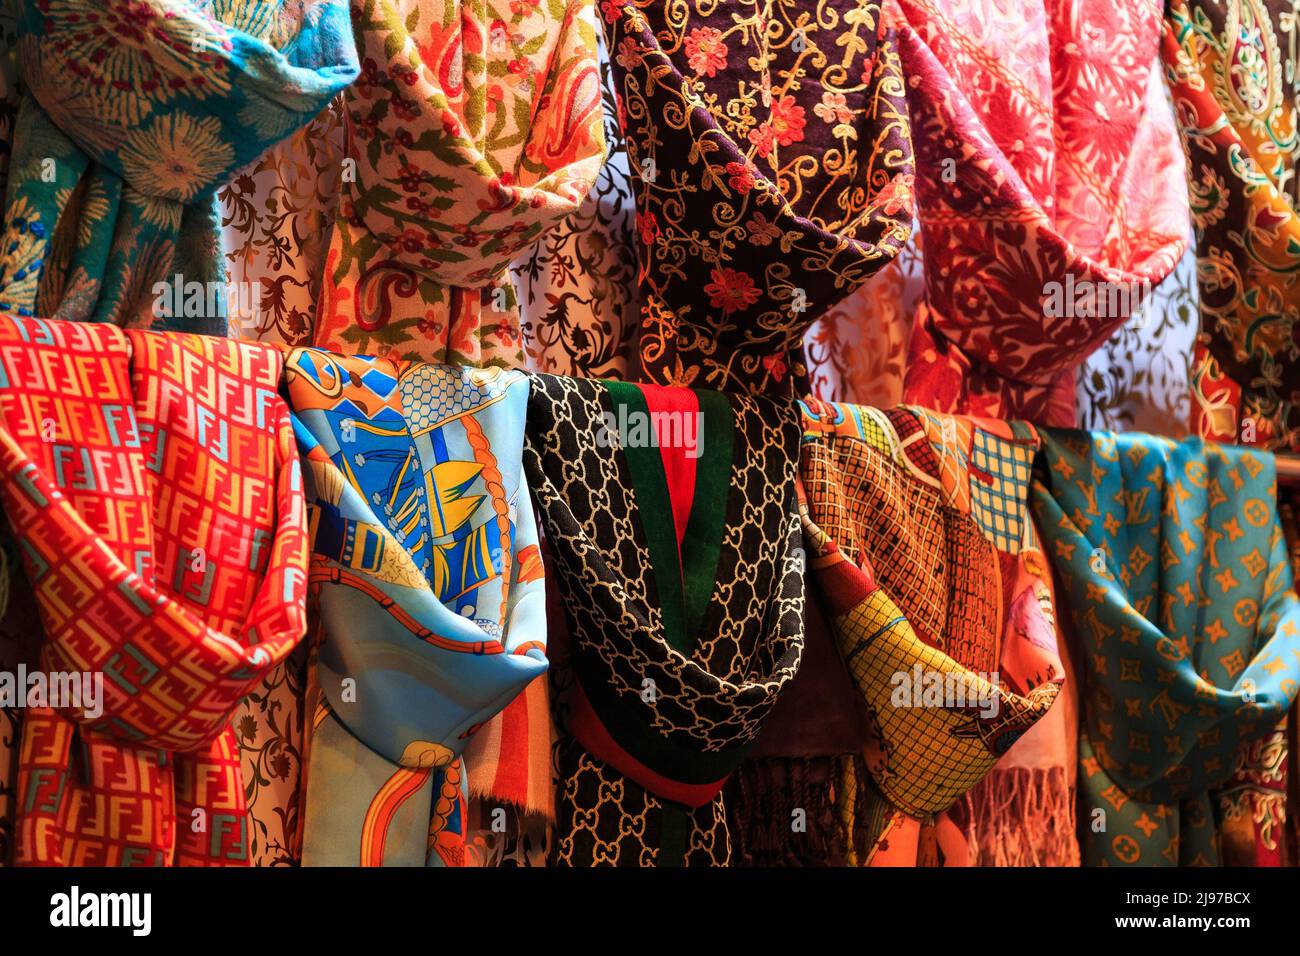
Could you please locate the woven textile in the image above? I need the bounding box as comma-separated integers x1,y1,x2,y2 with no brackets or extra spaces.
0,0,357,334
524,373,803,865
602,0,914,394
310,0,606,363
798,399,1068,865
288,350,546,866
0,315,309,865
893,0,1187,425
1033,430,1300,865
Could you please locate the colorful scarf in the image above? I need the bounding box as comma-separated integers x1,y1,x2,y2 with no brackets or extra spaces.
0,315,309,865
524,373,803,865
1167,0,1300,449
310,0,606,364
1033,430,1300,865
893,0,1187,425
288,349,546,866
602,0,914,394
0,0,357,334
797,399,1069,865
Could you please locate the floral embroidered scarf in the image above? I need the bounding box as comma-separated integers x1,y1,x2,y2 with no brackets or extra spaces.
1167,0,1300,449
893,0,1187,425
288,350,547,866
310,0,606,364
0,0,357,334
1032,430,1300,865
602,0,914,394
524,374,803,865
0,315,309,866
797,399,1068,865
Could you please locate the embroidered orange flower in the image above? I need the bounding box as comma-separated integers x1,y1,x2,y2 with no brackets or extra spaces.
705,266,761,314
725,160,755,193
684,26,728,77
748,95,805,156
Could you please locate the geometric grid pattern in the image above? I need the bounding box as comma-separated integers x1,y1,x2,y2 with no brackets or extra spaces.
969,427,1034,554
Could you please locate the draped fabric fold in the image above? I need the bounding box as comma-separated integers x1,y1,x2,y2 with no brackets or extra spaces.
310,0,607,364
287,349,546,866
893,0,1188,426
1032,430,1300,865
1166,0,1300,450
524,373,803,865
0,315,309,865
0,0,358,334
797,399,1069,865
602,0,915,394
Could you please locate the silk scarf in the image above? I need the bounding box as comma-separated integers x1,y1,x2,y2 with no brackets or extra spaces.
797,399,1068,865
893,0,1187,425
1032,430,1300,865
310,0,606,364
602,0,914,394
288,349,546,866
1167,0,1300,450
0,315,309,866
0,0,357,334
524,373,803,865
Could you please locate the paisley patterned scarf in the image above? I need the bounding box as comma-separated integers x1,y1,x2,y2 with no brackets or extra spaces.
524,374,803,865
0,0,357,334
602,0,914,394
1168,0,1300,449
893,0,1187,425
310,0,606,364
1033,430,1300,865
288,350,546,866
0,315,309,866
797,399,1068,865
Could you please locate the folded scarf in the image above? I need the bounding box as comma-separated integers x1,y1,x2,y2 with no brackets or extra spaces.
1032,430,1300,865
1167,0,1300,449
0,315,309,865
311,0,606,363
524,373,803,865
602,0,914,394
798,399,1068,865
0,0,357,333
893,0,1187,425
288,349,546,866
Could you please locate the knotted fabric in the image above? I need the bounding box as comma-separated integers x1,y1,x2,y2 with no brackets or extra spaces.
311,0,606,364
0,315,309,865
524,373,803,864
0,0,358,334
288,350,547,866
1033,430,1300,865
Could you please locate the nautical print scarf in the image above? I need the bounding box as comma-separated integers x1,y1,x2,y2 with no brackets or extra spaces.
288,349,547,866
0,315,309,866
310,0,606,364
0,0,357,334
524,373,803,865
1167,0,1300,450
892,0,1187,425
798,399,1069,865
1032,430,1300,865
601,0,914,394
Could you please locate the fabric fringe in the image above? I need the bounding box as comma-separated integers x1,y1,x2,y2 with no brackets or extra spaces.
968,766,1080,867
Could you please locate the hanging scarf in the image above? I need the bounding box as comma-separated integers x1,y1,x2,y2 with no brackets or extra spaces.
310,0,606,364
1167,0,1300,449
0,0,357,334
893,0,1187,425
524,373,803,865
1032,429,1300,865
797,399,1069,865
0,315,308,866
602,0,914,394
287,349,546,866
